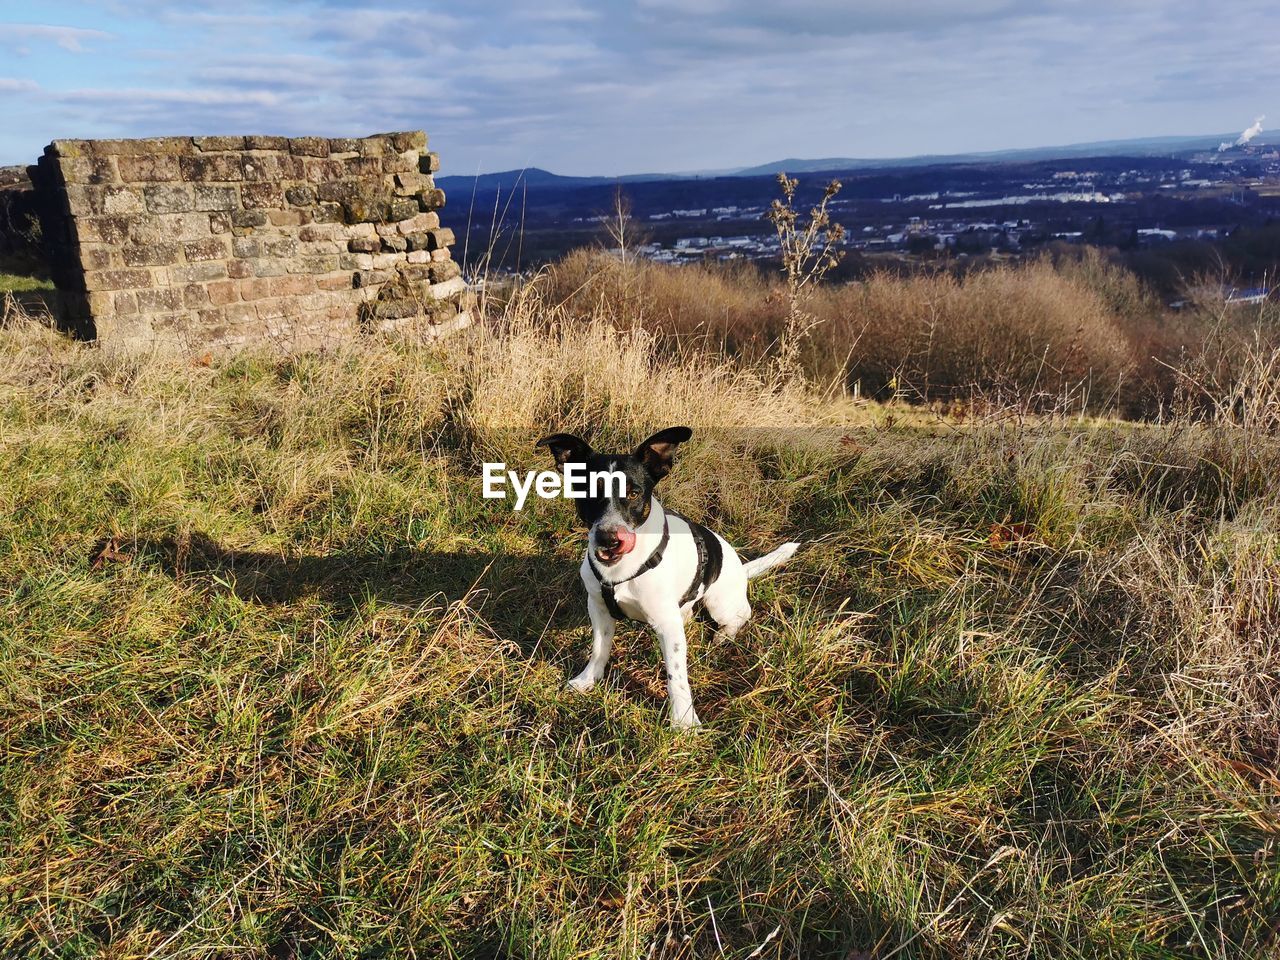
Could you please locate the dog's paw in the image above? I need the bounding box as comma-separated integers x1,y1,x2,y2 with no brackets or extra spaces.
669,708,702,731
565,673,597,693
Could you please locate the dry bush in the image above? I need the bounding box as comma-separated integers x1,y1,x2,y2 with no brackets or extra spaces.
542,248,784,361
820,259,1135,408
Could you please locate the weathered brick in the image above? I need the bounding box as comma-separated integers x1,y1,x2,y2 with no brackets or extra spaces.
317,271,354,291
346,157,383,178
328,137,359,154
252,259,288,277
393,171,430,194
123,243,180,267
80,244,117,270
59,154,119,185
419,152,441,174
85,137,193,157
232,237,261,258
193,135,246,152
243,152,305,181
179,154,244,182
293,255,337,273
169,213,214,241
303,159,345,184
289,137,329,157
241,182,283,208
245,135,289,151
357,137,387,158
223,302,260,324
285,185,316,206
381,235,408,253
144,184,194,213
373,297,420,320
428,260,461,283
75,216,131,244
425,227,455,250
170,261,228,283
184,237,228,261
430,247,451,262
263,238,297,257
313,203,343,223
206,279,240,305
389,131,427,152
209,212,232,234
239,278,273,300
227,260,253,279
231,209,268,229
193,185,238,211
269,275,314,297
182,282,209,307
117,154,180,182
137,288,185,313
348,237,379,253
407,249,429,264
299,223,338,242
85,268,153,291
382,152,417,175
126,215,164,246
72,184,145,214
417,188,446,211
397,211,440,234
268,209,307,226
114,291,138,314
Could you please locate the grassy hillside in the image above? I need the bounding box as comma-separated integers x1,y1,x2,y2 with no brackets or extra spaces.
1,285,1278,958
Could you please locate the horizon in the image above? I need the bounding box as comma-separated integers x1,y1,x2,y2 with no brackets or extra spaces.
1,1,1275,176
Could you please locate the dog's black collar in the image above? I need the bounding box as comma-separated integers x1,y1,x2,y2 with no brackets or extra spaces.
587,514,670,621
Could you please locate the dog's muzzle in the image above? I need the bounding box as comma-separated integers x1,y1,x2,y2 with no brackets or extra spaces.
594,526,636,564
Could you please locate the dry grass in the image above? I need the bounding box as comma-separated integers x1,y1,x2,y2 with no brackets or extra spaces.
540,246,1277,420
1,288,1278,958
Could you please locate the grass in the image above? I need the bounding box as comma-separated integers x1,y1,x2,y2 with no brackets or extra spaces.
0,273,54,294
0,283,1278,958
540,246,1279,419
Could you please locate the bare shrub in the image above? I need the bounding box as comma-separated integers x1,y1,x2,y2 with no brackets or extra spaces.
821,259,1135,409
765,174,845,378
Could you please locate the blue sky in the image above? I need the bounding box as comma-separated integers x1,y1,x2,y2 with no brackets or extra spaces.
0,1,1275,176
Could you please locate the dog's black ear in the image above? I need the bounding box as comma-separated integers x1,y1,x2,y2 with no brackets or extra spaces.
635,426,692,481
536,432,592,467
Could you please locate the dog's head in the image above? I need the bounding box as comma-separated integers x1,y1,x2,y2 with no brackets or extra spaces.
536,426,692,566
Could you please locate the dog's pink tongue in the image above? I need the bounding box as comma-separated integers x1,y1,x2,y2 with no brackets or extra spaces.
614,527,637,556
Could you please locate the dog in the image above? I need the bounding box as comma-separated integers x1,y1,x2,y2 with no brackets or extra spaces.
536,426,800,728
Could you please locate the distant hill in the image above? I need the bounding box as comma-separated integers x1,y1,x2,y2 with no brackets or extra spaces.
442,131,1280,188
437,167,691,195
733,132,1280,177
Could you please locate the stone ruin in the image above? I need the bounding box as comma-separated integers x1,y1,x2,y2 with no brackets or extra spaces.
10,131,469,351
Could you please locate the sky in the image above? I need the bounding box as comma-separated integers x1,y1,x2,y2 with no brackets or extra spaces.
0,1,1276,176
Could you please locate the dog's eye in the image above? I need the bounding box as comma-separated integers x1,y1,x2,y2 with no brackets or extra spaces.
627,490,640,501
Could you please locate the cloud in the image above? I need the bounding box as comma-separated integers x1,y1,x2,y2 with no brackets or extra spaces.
0,1,1275,174
0,23,110,53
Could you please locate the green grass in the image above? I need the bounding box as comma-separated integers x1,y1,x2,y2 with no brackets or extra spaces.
0,314,1277,959
0,271,53,294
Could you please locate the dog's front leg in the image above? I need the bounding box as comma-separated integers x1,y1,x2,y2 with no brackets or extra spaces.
652,610,701,729
567,592,616,692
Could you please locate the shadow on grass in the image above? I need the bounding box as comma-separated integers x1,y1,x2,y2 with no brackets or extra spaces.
125,530,585,653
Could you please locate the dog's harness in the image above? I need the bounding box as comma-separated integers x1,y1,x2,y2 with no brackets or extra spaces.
586,510,720,620
587,515,670,621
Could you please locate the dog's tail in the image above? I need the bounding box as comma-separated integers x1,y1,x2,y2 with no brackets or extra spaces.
742,541,801,580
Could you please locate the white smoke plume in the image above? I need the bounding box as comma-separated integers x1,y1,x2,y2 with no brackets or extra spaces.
1219,115,1264,151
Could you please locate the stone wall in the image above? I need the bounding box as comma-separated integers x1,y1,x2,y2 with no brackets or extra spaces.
29,132,469,350
0,165,43,270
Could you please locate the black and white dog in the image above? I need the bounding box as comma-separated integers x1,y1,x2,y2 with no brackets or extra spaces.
536,427,799,728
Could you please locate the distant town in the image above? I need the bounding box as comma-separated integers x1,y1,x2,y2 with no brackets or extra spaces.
442,133,1280,292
